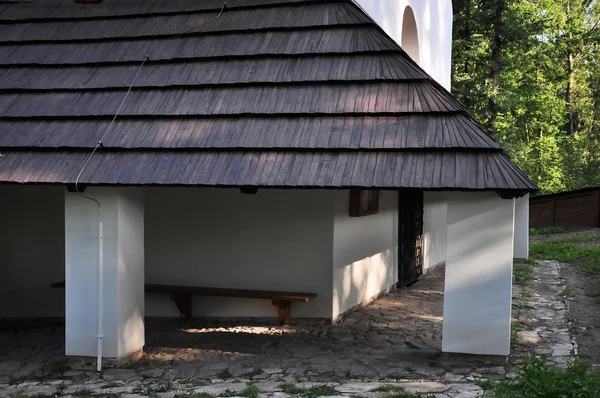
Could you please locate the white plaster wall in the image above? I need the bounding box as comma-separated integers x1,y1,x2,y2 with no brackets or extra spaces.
144,188,335,319
116,190,145,356
442,192,515,355
514,195,529,259
65,188,145,358
423,191,447,272
65,189,118,357
354,0,454,90
0,185,65,317
332,191,398,319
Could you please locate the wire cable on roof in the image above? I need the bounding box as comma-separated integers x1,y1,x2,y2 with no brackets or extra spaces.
69,1,228,373
74,1,228,195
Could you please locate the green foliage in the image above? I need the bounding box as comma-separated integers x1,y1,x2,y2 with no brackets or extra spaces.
485,356,600,397
514,263,534,284
37,359,70,379
371,385,406,392
219,384,261,398
175,393,215,398
529,240,600,273
529,227,571,236
279,384,340,397
453,0,600,194
559,288,575,297
132,381,173,397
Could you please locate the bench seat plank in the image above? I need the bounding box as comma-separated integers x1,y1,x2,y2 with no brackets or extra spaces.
50,281,316,325
144,284,316,302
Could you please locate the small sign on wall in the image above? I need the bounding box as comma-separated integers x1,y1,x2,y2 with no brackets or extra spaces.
349,189,380,217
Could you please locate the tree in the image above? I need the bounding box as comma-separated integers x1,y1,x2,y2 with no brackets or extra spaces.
452,0,600,194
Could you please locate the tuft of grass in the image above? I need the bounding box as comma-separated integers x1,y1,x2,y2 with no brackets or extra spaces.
585,290,600,297
530,240,600,276
484,356,600,397
521,290,534,298
383,393,435,398
559,288,575,297
514,263,535,285
529,227,572,236
371,385,406,393
37,359,71,380
239,384,261,398
279,384,340,397
175,393,216,398
133,381,173,397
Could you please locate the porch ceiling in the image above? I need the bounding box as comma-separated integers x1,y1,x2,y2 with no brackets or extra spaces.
0,0,538,193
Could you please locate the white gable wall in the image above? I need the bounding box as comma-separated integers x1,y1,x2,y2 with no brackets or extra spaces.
353,0,454,90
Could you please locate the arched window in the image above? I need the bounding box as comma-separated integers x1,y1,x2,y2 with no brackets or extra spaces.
401,6,420,65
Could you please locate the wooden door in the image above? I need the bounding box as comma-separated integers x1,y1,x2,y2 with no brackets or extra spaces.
397,190,424,287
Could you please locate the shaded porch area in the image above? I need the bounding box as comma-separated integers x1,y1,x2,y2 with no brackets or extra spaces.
0,268,490,384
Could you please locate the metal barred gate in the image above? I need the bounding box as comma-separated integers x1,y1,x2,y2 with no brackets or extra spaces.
397,190,424,288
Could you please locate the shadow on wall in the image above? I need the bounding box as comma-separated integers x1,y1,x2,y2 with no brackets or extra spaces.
332,249,393,318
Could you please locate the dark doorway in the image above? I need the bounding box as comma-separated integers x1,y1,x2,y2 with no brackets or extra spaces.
397,190,424,287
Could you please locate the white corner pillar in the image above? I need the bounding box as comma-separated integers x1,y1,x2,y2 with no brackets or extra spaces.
65,187,145,359
442,192,515,355
513,194,529,259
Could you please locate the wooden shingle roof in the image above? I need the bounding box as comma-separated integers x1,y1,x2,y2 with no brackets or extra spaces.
0,0,538,195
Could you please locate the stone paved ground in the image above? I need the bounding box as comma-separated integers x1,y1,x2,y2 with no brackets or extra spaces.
0,264,579,398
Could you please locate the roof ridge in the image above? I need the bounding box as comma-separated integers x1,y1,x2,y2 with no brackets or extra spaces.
0,0,342,23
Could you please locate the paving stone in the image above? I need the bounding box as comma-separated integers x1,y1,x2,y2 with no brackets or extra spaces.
401,382,451,394
0,261,582,398
443,373,464,382
337,382,383,393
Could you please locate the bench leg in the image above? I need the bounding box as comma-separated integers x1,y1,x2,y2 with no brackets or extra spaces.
272,300,291,325
170,294,192,319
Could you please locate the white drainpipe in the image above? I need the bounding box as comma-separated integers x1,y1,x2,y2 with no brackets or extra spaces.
97,208,104,372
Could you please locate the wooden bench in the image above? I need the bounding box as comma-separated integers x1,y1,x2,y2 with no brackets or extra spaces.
51,282,316,325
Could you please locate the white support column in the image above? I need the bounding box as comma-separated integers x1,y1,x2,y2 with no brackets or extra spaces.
513,194,529,259
442,192,514,356
65,188,145,359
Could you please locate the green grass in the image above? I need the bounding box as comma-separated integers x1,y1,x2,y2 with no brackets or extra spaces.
559,288,575,297
585,290,600,297
36,359,71,380
529,227,572,236
514,263,535,284
175,393,215,398
279,383,340,397
371,385,406,392
219,384,261,398
521,289,534,298
554,234,600,244
484,356,600,397
132,381,173,397
371,386,436,397
529,241,600,276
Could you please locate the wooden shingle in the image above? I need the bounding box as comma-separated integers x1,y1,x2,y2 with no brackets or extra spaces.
0,0,537,194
